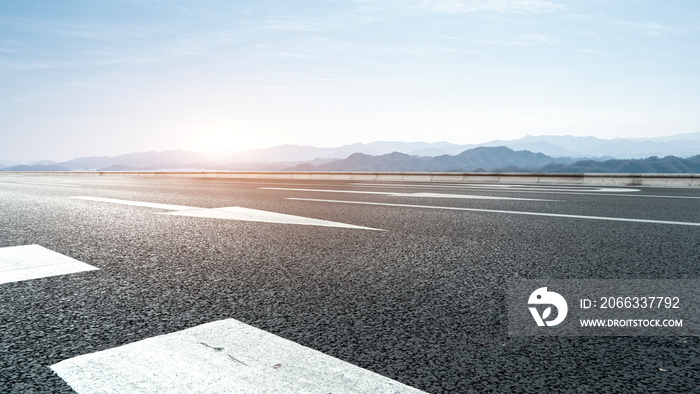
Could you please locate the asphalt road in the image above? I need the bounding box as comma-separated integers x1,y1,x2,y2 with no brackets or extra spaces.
1,175,699,393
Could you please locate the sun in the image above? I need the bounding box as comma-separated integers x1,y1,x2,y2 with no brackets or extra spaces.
187,127,271,153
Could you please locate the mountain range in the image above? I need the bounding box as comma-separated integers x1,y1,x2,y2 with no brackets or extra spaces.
205,132,700,162
287,147,577,172
286,149,700,173
540,155,700,174
1,132,699,173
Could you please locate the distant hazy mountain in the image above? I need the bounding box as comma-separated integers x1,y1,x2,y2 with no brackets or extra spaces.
289,152,429,172
0,159,58,167
1,164,70,171
434,146,576,171
627,131,700,143
227,141,466,163
2,131,698,171
5,147,696,173
286,147,576,172
285,148,700,173
232,132,700,162
542,155,700,173
96,164,150,171
482,132,700,159
58,150,220,170
28,160,57,166
212,157,339,172
0,159,19,167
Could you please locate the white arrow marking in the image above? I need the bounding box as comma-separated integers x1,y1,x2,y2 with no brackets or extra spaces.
259,187,557,201
51,318,426,394
71,196,381,231
71,196,195,211
0,245,98,284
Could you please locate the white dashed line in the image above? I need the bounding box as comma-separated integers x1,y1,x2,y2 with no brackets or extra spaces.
352,183,640,193
71,196,381,230
0,245,98,284
0,181,81,187
260,187,557,201
51,318,425,394
287,198,700,227
348,183,700,199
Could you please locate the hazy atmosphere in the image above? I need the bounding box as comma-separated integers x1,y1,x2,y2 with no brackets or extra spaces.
3,3,700,392
2,0,699,162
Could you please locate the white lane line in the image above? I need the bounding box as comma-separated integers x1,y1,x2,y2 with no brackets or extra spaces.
352,183,640,193
351,183,700,199
0,245,98,285
71,196,381,231
288,198,700,227
260,187,557,201
51,318,425,394
0,181,81,187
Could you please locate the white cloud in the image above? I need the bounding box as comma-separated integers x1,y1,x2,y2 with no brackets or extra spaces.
474,33,556,46
570,14,676,37
523,33,557,44
356,0,566,14
6,93,60,104
576,48,600,54
578,31,603,42
264,16,336,31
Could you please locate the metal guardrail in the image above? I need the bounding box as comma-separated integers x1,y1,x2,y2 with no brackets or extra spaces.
2,171,700,187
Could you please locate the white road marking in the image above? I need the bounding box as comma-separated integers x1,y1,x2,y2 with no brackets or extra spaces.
288,198,700,227
51,318,425,394
71,196,195,211
350,183,700,199
160,207,382,230
71,196,381,231
353,183,640,193
0,245,98,284
260,187,557,201
0,181,81,187
176,181,698,200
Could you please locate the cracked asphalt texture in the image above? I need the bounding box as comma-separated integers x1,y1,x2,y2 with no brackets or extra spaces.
1,175,699,393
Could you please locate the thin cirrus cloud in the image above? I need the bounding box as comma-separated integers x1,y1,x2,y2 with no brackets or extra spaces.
474,34,557,46
263,16,339,32
1,0,699,161
523,34,557,45
355,0,566,14
567,13,677,38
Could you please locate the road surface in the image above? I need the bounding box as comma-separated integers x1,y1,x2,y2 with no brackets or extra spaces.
1,175,699,392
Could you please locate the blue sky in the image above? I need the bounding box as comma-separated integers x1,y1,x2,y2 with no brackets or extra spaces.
1,0,699,161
